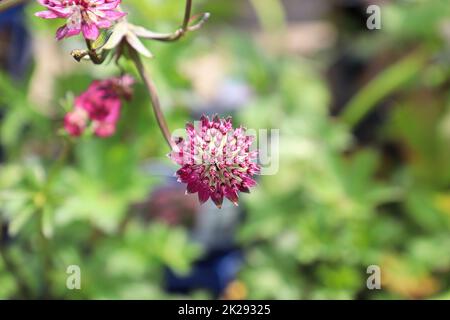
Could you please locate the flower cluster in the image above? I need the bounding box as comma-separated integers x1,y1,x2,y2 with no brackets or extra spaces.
34,2,258,206
35,0,126,40
64,75,134,138
169,115,260,208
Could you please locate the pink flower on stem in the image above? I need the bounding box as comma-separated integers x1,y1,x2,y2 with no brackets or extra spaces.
169,115,260,208
64,75,134,138
35,0,126,41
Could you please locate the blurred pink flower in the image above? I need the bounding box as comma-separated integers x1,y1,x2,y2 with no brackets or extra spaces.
169,115,260,208
35,0,126,40
92,121,117,137
75,80,121,122
64,107,88,137
64,75,134,138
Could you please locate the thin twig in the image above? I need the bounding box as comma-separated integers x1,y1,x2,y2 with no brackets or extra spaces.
137,0,209,42
164,0,193,41
182,0,193,30
130,48,175,150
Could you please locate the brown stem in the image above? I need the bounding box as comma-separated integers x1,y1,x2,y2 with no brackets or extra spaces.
138,0,210,42
130,48,175,150
84,39,109,64
166,0,193,41
182,0,193,30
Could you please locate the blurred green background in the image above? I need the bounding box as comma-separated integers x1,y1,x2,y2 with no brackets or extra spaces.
1,0,450,299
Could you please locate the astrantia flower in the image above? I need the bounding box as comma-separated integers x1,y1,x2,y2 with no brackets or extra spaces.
64,75,134,137
35,0,126,41
169,115,260,208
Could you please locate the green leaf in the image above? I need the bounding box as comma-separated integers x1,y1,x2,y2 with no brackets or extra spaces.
126,32,153,58
103,21,128,50
41,206,54,239
8,205,34,236
91,29,114,50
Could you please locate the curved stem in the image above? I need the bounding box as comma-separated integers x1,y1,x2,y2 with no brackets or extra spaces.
135,0,210,42
130,48,175,150
168,0,193,41
84,39,109,65
134,12,210,42
182,0,193,30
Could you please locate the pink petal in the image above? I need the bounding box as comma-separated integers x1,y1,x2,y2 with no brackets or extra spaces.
103,10,127,21
186,182,200,194
35,10,59,19
66,27,82,38
95,19,112,29
94,121,116,138
198,187,210,204
55,25,69,40
211,189,224,208
224,186,239,206
82,23,100,40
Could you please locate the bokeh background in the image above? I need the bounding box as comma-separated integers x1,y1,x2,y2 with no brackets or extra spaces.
1,0,450,299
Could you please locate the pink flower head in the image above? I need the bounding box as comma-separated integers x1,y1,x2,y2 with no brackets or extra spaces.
64,75,134,138
35,0,126,41
169,115,261,208
75,79,121,122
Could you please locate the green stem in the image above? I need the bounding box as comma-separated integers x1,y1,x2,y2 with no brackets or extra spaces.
137,0,209,42
130,48,175,150
182,0,193,30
